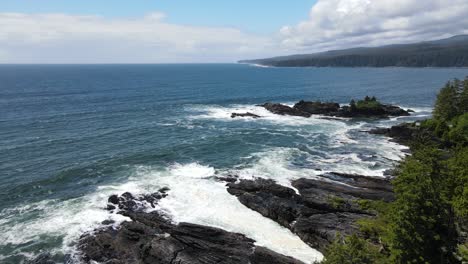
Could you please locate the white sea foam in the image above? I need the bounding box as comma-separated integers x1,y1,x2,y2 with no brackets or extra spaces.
0,163,323,263
136,163,324,263
1,102,422,262
187,103,348,127
0,193,130,257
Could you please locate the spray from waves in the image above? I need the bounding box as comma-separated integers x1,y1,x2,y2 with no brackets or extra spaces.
186,103,348,126
0,163,323,263
0,190,130,261
140,163,323,263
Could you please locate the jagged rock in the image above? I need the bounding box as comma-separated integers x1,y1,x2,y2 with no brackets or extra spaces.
369,123,421,145
79,191,305,264
107,192,164,212
260,103,311,117
260,100,410,119
227,174,393,251
215,174,239,183
231,112,261,118
293,101,340,115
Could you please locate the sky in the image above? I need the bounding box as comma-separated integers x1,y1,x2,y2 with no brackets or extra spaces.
1,0,468,63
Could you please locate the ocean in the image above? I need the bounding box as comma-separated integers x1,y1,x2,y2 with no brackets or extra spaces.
0,64,466,263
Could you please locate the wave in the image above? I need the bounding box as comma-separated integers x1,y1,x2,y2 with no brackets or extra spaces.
0,162,323,263
186,103,348,127
1,102,425,263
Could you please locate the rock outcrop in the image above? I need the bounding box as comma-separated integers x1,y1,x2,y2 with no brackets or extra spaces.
259,103,311,117
231,112,261,118
78,191,304,264
293,101,340,115
369,122,443,147
259,100,411,119
227,173,393,251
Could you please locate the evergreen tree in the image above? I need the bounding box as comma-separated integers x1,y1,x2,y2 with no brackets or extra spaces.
350,99,357,112
458,77,468,114
389,146,457,264
434,81,459,121
322,235,387,264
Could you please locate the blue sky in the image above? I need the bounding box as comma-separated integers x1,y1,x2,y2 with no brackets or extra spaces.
1,0,316,34
0,0,467,63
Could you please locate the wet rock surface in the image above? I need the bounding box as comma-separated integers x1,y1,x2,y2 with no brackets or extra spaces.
231,112,261,118
260,100,410,118
369,123,420,145
227,173,393,251
259,103,311,117
293,101,340,115
79,191,305,264
369,122,443,147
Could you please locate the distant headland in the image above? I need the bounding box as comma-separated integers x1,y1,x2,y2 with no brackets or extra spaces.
239,35,468,67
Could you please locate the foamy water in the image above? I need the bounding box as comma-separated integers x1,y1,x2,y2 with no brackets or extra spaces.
0,102,429,263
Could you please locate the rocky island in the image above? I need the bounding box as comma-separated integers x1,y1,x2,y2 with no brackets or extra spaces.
258,96,411,118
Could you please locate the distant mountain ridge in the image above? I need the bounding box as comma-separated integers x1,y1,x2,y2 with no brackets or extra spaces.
240,35,468,67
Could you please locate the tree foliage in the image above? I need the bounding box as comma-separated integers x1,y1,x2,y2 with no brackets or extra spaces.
322,79,468,264
322,235,387,264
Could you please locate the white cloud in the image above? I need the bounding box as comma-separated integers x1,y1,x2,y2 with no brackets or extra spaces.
280,0,468,52
0,12,275,63
1,1,468,63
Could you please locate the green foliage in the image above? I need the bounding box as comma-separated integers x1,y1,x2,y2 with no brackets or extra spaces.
446,147,468,217
388,146,458,263
323,81,468,264
356,200,392,243
448,113,468,146
322,234,388,264
459,77,468,113
434,81,459,121
458,243,468,262
328,196,346,209
420,118,449,139
351,96,383,112
350,99,357,112
434,78,468,122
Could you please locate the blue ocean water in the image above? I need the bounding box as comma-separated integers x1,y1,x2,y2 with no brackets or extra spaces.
0,64,466,263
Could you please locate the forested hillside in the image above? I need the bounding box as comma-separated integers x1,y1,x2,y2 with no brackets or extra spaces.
241,35,468,67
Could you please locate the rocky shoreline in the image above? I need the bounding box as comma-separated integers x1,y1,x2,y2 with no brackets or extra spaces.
69,171,395,263
31,98,415,264
77,191,305,264
226,173,393,252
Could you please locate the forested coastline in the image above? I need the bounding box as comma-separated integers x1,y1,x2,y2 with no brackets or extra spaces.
240,35,468,68
322,78,468,263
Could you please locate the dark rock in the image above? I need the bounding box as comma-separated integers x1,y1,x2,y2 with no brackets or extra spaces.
227,175,393,251
251,246,304,264
159,187,170,194
260,100,410,119
108,194,119,205
231,112,261,118
369,123,419,145
101,219,115,225
215,175,239,183
293,100,340,115
107,192,165,212
79,191,305,264
381,104,411,116
336,104,410,118
316,172,394,194
260,103,311,117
